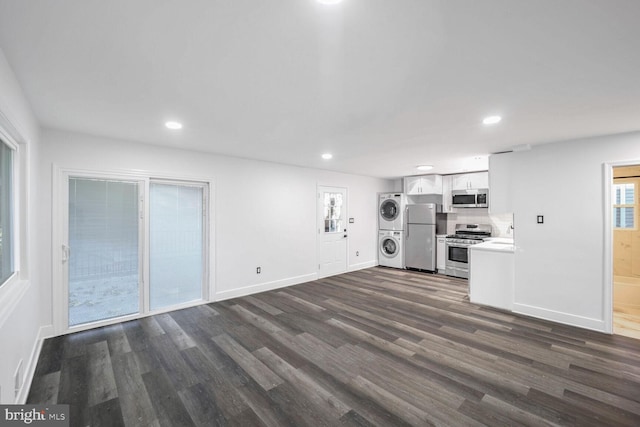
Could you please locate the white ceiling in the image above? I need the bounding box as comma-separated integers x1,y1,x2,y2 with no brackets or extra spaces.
1,0,639,178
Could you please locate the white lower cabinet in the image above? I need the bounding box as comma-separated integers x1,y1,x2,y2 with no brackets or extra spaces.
469,240,514,310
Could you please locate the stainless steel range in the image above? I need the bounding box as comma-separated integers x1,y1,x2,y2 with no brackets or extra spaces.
445,224,492,279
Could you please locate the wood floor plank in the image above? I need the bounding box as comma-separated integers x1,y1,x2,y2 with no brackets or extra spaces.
103,323,132,356
212,333,284,391
233,377,297,427
148,333,200,391
277,290,327,312
156,312,197,350
33,336,64,376
393,337,530,396
254,346,352,419
179,346,249,418
26,371,60,404
276,311,356,347
86,340,118,407
111,351,159,427
325,318,415,358
121,319,153,352
28,267,640,426
561,389,640,427
141,368,196,427
139,316,166,338
244,295,285,316
177,382,227,427
478,394,559,426
299,363,415,427
89,397,126,427
347,344,470,415
56,354,90,426
352,376,432,426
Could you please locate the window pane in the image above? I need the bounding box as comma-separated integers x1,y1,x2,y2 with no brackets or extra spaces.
626,185,635,204
150,182,204,310
68,178,139,326
323,192,343,233
614,207,635,229
0,141,13,285
613,183,635,205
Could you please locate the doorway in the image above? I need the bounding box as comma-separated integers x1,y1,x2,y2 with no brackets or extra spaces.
58,170,210,333
317,186,348,278
612,164,640,339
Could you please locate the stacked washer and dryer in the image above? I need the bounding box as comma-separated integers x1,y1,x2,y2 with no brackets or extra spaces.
378,193,406,269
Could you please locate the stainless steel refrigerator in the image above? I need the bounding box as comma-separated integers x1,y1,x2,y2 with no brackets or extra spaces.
405,203,441,271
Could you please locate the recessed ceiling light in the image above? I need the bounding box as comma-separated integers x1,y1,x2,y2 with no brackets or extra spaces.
317,0,342,4
482,116,502,125
322,153,333,160
165,121,183,130
416,165,433,171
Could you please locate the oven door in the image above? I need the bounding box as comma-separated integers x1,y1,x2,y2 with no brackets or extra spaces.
445,241,470,278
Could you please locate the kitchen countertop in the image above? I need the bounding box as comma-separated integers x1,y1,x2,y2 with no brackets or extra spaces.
471,237,515,253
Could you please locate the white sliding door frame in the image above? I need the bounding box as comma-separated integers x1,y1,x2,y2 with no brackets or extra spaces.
52,166,214,336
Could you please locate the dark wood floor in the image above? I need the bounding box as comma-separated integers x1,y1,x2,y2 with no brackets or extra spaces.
29,267,640,426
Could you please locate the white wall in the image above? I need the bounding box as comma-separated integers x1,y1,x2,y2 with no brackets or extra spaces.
0,48,42,403
491,132,640,331
39,129,394,328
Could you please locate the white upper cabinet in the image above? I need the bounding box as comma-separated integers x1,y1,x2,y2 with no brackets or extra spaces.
404,175,443,195
451,171,489,191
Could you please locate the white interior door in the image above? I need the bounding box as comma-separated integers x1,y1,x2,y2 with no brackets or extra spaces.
317,186,348,278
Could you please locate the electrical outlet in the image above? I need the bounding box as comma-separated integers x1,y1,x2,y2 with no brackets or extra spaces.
356,251,359,256
256,267,261,274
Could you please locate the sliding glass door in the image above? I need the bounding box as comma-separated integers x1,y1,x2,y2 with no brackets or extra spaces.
68,178,142,326
150,181,205,310
64,174,208,330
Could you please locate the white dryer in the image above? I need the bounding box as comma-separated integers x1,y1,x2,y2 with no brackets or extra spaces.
378,230,404,269
378,193,406,231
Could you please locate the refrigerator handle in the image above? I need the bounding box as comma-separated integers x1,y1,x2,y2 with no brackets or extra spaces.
404,205,409,239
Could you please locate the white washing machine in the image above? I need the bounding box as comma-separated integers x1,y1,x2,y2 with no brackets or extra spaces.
378,230,404,269
378,193,406,231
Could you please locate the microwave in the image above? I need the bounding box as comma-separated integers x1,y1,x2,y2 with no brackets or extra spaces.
451,188,489,208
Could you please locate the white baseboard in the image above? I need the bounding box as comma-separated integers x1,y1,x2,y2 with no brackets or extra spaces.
215,273,318,302
15,324,53,404
348,260,377,272
512,302,607,333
